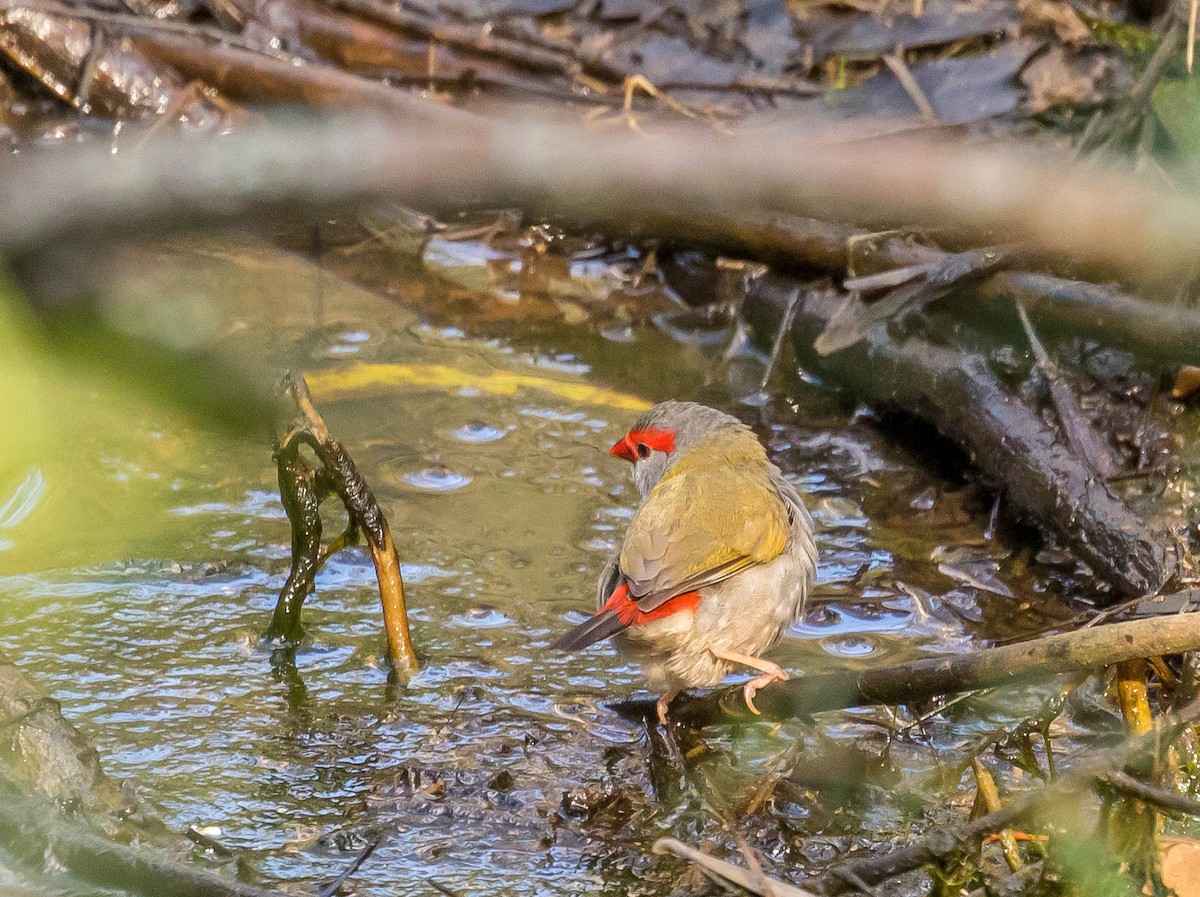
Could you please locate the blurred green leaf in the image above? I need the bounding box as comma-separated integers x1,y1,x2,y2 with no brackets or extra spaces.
0,260,274,572
1086,17,1156,59
1153,76,1200,159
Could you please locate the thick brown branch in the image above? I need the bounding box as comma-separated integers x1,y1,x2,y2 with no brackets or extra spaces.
5,115,1200,289
131,32,479,120
621,605,1200,727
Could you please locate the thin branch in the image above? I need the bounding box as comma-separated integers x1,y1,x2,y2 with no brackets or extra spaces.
653,838,818,897
1016,301,1120,478
1096,770,1200,818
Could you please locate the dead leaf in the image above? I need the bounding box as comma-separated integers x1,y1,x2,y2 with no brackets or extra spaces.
1021,45,1132,113
604,35,745,87
1172,364,1200,399
1018,0,1093,44
828,41,1038,126
1161,837,1200,897
796,0,1018,63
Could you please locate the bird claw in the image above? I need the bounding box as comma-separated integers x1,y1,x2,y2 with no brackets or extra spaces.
742,665,789,716
655,690,681,726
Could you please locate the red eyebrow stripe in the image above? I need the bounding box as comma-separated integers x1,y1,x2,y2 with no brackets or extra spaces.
627,427,676,454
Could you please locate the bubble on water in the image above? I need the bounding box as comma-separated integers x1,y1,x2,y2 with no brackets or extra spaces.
600,323,635,343
738,390,773,408
822,635,876,657
652,309,732,346
452,421,507,443
403,464,471,492
451,606,511,629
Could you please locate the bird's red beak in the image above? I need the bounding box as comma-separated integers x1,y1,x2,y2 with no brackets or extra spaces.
610,434,638,463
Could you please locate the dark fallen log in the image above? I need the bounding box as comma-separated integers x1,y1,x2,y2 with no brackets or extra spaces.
749,274,1175,597
0,772,287,897
0,647,138,827
616,600,1200,727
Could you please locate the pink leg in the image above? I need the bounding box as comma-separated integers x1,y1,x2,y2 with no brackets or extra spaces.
655,688,681,725
708,648,789,716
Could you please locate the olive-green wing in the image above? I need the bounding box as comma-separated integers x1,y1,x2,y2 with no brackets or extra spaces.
618,467,789,611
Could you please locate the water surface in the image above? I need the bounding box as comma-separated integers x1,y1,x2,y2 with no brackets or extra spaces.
0,238,1115,895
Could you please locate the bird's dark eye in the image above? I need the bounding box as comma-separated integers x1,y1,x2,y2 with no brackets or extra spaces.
636,442,651,459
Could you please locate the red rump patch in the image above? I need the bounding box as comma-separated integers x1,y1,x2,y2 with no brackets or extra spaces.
600,582,700,626
610,427,677,463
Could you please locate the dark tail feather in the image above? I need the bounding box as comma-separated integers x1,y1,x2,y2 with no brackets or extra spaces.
551,610,628,651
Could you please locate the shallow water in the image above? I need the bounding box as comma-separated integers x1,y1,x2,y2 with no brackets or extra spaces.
0,237,1136,895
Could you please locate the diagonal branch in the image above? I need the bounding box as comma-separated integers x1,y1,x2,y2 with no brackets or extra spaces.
617,605,1200,727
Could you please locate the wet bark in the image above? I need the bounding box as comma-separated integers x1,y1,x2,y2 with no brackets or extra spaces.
266,372,418,676
0,647,135,825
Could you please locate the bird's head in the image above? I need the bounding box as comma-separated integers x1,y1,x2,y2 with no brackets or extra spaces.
609,400,750,497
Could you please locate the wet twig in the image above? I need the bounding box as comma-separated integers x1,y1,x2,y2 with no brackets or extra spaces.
316,838,379,897
972,759,1022,870
267,372,418,676
653,838,818,897
1097,770,1200,817
1016,301,1120,479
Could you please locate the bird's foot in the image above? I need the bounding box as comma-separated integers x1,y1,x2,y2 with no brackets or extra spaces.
742,663,789,716
655,689,681,726
707,647,791,716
